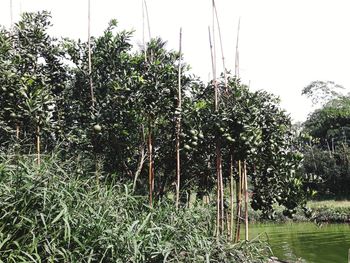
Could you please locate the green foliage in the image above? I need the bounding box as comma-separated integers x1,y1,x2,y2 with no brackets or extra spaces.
0,11,68,150
188,76,304,218
0,11,304,220
301,82,350,199
310,206,350,223
0,153,270,262
303,96,350,140
250,201,350,223
300,143,350,198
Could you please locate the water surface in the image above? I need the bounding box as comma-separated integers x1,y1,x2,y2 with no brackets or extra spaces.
249,223,350,263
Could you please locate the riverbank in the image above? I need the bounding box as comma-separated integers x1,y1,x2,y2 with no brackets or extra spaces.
250,200,350,223
307,200,350,223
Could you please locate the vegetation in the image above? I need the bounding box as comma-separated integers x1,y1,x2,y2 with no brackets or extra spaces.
248,200,350,223
0,11,304,213
0,153,271,262
0,10,331,262
307,200,350,223
299,81,350,199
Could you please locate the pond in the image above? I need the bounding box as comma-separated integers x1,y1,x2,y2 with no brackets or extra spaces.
249,223,350,263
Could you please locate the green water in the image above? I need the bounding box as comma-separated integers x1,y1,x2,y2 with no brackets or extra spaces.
249,223,350,263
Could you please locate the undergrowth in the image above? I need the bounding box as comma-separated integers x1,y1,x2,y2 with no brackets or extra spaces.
0,152,270,262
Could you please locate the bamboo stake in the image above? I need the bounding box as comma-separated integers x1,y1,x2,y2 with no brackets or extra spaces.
88,0,95,107
88,0,100,188
212,0,227,87
233,20,242,242
213,0,227,236
143,0,153,61
142,0,154,207
212,0,227,231
212,0,225,233
36,125,40,165
219,147,224,231
175,28,182,210
133,125,146,192
235,18,241,78
10,0,13,27
209,27,221,237
244,160,249,241
142,2,145,57
215,145,221,236
226,209,230,238
148,120,153,207
10,0,18,141
142,0,147,62
230,154,234,241
8,1,19,149
143,0,151,41
212,1,217,83
16,124,19,139
235,160,242,242
208,28,218,110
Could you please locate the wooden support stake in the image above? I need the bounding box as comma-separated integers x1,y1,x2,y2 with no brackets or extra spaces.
219,148,224,231
230,154,234,241
212,0,227,87
175,28,182,210
148,121,154,207
88,0,95,107
10,0,13,27
235,160,242,242
143,0,151,41
36,126,40,165
209,27,221,237
244,160,249,241
235,18,241,78
16,124,19,140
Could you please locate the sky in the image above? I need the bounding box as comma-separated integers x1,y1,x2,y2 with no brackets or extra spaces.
1,0,350,122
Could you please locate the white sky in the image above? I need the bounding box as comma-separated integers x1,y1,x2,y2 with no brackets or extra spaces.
1,0,350,122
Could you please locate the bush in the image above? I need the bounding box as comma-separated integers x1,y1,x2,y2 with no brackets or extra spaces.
311,206,350,223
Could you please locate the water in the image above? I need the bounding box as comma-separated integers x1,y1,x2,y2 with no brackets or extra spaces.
249,223,350,263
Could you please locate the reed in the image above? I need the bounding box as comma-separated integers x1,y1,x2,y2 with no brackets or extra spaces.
0,152,271,262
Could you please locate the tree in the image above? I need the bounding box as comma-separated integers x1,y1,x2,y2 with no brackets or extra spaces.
301,83,350,198
302,80,344,106
0,12,306,227
0,11,68,160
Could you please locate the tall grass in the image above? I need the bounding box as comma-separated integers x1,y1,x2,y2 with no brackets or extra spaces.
0,152,270,262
